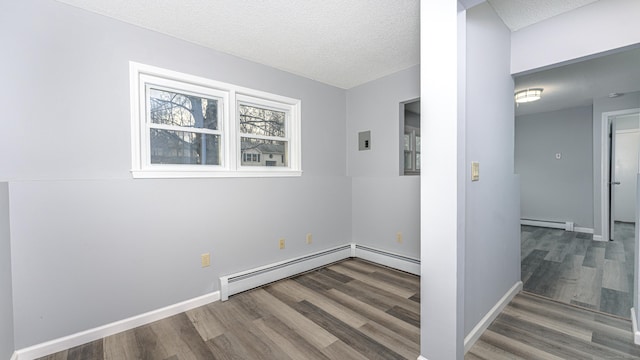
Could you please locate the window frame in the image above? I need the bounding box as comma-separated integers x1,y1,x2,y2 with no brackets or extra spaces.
236,94,298,174
400,98,420,176
130,62,302,178
404,126,420,175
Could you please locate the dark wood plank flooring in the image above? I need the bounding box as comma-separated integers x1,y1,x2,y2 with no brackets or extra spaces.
38,259,420,360
521,222,635,318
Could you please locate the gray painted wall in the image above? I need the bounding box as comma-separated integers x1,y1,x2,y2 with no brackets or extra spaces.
592,91,640,236
511,0,640,74
516,106,594,228
2,0,350,348
464,2,521,336
347,66,420,258
0,183,14,360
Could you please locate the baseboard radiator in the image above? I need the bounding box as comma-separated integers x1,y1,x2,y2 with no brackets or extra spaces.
219,243,421,301
352,244,420,275
219,244,352,301
521,218,574,232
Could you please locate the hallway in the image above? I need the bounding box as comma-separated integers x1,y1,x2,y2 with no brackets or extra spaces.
521,223,635,318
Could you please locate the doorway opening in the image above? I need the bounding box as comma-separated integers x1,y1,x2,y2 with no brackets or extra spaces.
601,109,640,242
516,47,640,319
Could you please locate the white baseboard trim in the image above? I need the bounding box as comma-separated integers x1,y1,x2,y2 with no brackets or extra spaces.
593,234,604,241
464,281,523,353
632,308,640,345
417,356,429,360
13,291,220,360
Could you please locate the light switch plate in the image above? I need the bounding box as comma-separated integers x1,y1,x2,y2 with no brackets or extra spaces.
471,161,479,181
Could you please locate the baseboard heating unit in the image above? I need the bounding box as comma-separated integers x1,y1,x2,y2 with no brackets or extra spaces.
521,219,574,232
219,243,421,301
352,244,420,275
219,244,352,301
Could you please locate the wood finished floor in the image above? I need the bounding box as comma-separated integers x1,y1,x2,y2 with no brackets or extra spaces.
466,291,640,360
38,259,421,360
37,256,640,360
521,222,635,318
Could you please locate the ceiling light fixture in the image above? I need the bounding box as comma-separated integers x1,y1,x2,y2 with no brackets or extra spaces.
514,88,543,103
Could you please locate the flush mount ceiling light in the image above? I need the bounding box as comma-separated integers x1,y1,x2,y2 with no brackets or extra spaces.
514,88,543,103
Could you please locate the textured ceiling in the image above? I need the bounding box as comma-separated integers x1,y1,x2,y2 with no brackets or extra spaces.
487,0,600,31
55,0,608,89
514,47,640,116
55,0,419,89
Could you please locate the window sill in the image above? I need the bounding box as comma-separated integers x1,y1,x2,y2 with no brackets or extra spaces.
131,169,303,179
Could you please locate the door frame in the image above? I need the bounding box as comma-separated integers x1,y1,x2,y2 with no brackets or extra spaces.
600,108,640,241
612,128,640,223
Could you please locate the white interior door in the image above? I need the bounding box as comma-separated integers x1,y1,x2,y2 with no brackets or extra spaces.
614,130,640,223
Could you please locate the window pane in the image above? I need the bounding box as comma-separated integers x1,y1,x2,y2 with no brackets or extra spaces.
239,104,286,137
241,138,287,167
150,129,220,165
149,88,219,130
416,135,421,151
404,150,412,170
416,152,421,170
404,134,411,151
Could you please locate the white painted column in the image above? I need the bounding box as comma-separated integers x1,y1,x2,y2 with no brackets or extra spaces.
419,0,465,359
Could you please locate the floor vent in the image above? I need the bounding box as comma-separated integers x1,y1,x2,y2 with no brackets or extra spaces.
219,244,352,300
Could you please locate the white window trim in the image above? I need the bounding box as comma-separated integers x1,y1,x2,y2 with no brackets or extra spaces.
236,94,300,174
130,62,302,178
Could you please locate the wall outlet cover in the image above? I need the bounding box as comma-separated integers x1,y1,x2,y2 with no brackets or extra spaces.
201,253,211,267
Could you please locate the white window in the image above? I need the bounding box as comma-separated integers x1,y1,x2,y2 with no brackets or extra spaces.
130,62,301,178
404,128,420,174
401,99,420,175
